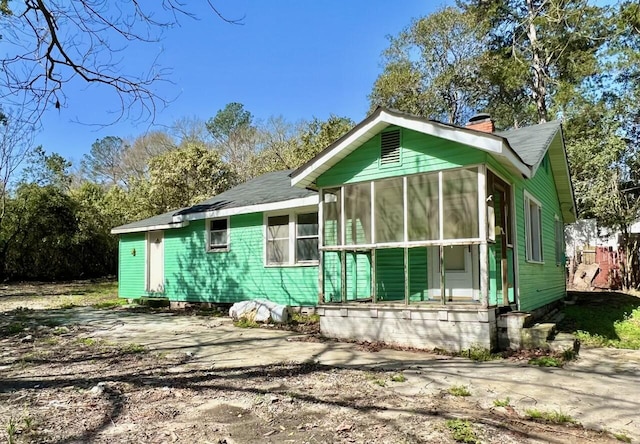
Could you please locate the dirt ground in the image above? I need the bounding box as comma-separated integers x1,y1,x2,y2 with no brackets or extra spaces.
0,283,627,443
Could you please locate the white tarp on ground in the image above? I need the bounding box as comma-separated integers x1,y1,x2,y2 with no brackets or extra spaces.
229,299,289,323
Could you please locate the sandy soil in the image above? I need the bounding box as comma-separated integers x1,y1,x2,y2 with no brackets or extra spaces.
0,283,625,443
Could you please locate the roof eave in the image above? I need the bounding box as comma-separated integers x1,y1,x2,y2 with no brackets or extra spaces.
110,221,189,235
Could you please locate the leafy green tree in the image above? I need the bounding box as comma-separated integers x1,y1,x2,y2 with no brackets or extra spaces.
141,141,235,215
70,182,119,276
462,0,609,124
249,115,354,175
81,136,128,186
296,116,354,163
206,102,260,182
22,146,73,191
370,7,487,123
2,184,79,279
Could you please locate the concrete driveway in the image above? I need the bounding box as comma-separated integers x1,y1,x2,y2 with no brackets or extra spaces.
62,307,640,440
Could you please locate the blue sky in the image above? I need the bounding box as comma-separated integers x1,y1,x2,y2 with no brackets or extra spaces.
35,1,448,165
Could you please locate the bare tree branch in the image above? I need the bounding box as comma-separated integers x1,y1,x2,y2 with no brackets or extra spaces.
0,1,242,125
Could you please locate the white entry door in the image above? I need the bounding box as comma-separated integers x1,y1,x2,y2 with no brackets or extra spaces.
147,230,164,292
429,245,478,301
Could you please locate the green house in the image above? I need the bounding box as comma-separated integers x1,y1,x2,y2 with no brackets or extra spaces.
112,108,576,351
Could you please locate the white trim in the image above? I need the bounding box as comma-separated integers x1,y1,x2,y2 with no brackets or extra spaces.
175,196,319,223
111,222,188,235
112,197,320,235
291,110,531,188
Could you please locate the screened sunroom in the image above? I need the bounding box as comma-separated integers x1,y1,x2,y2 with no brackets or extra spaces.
319,165,515,307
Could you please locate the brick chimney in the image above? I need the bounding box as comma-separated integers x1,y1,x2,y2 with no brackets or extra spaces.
466,113,494,133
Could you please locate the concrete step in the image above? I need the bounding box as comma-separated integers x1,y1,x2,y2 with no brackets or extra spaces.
521,322,556,349
548,332,578,353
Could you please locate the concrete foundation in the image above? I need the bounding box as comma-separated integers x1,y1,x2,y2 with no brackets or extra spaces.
318,304,497,352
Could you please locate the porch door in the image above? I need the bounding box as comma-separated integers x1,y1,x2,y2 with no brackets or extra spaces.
429,246,478,301
147,230,164,292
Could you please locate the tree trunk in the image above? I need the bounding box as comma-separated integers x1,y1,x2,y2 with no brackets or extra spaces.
525,0,548,123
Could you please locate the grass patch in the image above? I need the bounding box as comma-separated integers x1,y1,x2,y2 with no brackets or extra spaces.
448,385,471,397
525,409,576,424
121,343,146,354
528,356,563,367
560,292,640,349
233,318,260,328
76,337,100,347
92,298,128,309
614,432,632,443
460,345,501,362
445,419,479,443
493,397,510,407
365,372,387,387
390,373,407,383
289,312,320,324
4,322,25,335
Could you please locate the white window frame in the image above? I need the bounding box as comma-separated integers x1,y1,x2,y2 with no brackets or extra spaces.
264,210,319,267
206,217,229,252
524,192,544,263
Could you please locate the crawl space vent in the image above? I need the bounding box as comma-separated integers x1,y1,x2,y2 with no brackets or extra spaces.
380,130,401,165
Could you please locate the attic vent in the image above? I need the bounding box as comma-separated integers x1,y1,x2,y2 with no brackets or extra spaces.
380,130,401,165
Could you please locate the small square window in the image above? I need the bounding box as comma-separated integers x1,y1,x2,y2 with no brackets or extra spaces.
208,218,228,251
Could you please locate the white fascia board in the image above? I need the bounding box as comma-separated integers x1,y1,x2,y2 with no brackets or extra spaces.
111,221,189,235
176,195,320,222
291,117,390,188
291,110,531,187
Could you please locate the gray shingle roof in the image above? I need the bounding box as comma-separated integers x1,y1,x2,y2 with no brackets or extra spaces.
497,120,561,167
112,170,317,233
111,208,189,233
176,169,315,216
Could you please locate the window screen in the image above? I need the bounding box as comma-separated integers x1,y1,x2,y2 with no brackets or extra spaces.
374,177,404,243
344,183,372,245
322,188,341,246
407,173,439,241
442,168,479,239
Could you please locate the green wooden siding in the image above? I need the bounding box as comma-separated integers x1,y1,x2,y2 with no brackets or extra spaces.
409,247,429,302
117,213,319,305
487,154,566,311
323,251,342,302
376,248,405,301
316,127,485,188
118,233,147,298
162,214,318,306
346,252,372,300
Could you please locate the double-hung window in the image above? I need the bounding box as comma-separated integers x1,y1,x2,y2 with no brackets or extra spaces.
266,212,318,265
525,193,543,262
208,218,229,251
